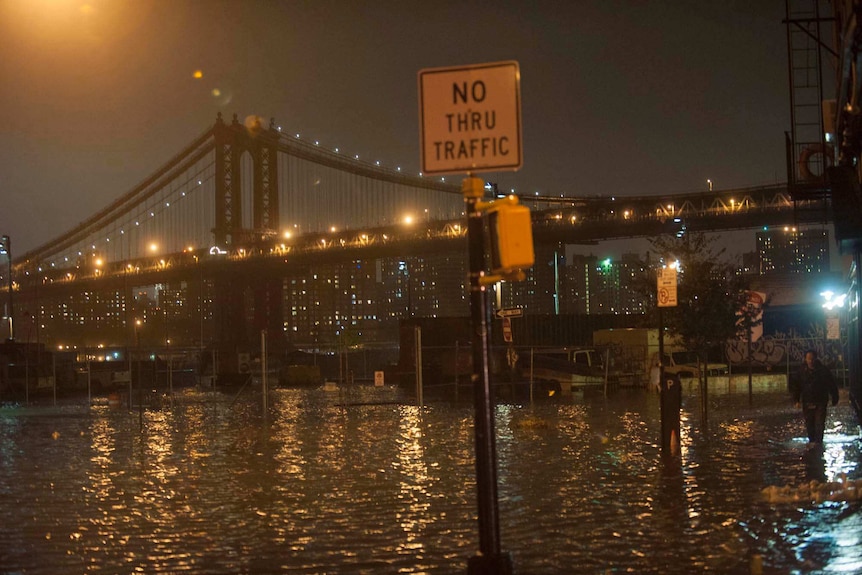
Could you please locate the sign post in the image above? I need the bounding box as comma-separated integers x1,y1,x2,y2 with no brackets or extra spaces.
656,265,679,457
420,61,522,575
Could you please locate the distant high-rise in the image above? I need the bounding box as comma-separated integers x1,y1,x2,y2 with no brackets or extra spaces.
591,253,648,315
756,228,830,274
561,254,599,314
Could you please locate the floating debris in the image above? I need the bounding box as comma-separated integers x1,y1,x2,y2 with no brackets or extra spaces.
510,416,551,430
761,475,861,504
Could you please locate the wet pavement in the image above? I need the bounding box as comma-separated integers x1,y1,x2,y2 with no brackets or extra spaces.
0,385,859,574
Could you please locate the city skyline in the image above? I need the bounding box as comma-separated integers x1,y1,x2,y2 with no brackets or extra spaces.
20,227,834,350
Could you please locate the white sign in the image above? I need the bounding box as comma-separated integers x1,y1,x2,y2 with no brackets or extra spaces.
826,316,840,340
502,317,513,343
374,370,385,387
418,61,522,175
496,307,523,319
657,267,678,308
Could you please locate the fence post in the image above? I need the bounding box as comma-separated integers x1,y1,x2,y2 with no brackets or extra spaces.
414,325,423,407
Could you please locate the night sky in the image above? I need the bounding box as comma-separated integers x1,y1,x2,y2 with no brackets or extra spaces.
1,1,789,256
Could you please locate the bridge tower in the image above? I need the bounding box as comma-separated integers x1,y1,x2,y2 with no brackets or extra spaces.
212,113,284,352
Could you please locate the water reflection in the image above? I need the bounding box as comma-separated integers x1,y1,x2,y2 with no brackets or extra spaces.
0,388,858,574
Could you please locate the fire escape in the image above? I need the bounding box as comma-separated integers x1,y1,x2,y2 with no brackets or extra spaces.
785,0,836,199
786,0,862,422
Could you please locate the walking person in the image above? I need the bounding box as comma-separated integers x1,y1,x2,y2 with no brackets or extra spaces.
792,350,839,445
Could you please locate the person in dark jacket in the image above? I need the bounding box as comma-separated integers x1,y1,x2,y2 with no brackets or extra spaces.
792,350,839,445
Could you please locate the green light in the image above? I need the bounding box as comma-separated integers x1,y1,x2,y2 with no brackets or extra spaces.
601,258,611,268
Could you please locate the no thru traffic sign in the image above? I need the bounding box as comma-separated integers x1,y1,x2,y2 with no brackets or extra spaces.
418,61,522,175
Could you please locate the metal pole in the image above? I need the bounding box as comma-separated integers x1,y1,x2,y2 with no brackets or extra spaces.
2,235,13,341
659,307,666,451
128,345,133,412
454,340,459,403
747,325,753,405
137,327,142,430
168,342,173,401
261,329,267,414
24,342,29,405
603,348,610,398
87,354,92,406
463,177,511,575
529,347,534,405
414,325,423,407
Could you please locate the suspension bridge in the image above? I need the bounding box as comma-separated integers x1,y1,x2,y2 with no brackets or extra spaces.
1,113,832,355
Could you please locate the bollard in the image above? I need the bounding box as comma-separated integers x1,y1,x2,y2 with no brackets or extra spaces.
750,554,763,575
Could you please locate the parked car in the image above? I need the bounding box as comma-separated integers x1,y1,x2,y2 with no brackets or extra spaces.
651,349,729,378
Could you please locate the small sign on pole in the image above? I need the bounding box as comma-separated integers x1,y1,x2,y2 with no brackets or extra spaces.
502,317,513,343
495,307,523,319
657,267,678,308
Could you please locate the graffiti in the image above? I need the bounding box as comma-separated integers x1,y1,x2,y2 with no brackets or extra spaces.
724,323,845,368
725,337,785,367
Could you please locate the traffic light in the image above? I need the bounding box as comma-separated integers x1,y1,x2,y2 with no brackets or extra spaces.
486,198,534,275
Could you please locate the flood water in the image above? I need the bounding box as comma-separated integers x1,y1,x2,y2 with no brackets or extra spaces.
1,384,860,575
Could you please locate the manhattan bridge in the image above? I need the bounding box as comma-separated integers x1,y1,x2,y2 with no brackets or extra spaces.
0,112,832,363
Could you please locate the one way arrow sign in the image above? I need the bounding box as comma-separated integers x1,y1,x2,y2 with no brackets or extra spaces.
496,308,523,319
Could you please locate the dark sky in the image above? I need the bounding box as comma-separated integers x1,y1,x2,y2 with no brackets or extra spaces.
1,1,789,256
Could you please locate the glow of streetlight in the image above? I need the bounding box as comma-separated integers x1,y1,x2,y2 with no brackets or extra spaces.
821,290,847,310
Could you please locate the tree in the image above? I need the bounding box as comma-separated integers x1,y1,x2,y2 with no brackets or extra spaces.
650,232,745,349
649,232,751,421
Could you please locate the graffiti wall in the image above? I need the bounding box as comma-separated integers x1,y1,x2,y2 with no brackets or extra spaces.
724,325,845,370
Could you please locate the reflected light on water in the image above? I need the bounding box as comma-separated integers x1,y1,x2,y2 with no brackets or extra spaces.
0,388,859,574
396,406,431,554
